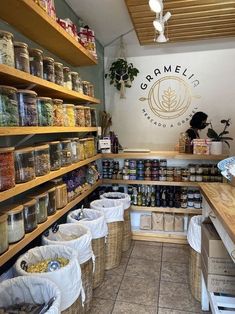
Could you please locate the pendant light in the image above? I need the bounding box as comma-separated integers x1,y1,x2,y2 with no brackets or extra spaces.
156,32,168,43
152,2,171,43
149,0,163,13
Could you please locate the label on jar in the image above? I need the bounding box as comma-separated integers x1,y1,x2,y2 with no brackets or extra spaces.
187,200,194,207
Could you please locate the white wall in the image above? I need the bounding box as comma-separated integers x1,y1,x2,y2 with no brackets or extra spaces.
104,39,235,155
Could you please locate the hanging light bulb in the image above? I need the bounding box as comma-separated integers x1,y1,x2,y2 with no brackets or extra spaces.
153,19,163,32
162,11,171,23
156,32,168,43
149,0,163,13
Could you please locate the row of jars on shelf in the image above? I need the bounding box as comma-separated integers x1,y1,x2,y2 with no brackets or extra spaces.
0,86,97,127
0,30,94,96
0,137,96,192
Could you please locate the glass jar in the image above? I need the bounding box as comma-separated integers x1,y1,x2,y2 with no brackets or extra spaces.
14,41,30,73
90,108,97,127
159,159,167,167
17,90,38,126
34,193,48,224
0,147,15,191
85,138,96,158
64,104,75,126
69,138,79,163
0,30,14,67
88,83,94,97
195,164,203,174
0,85,19,126
14,147,35,183
34,144,50,176
194,199,201,209
84,107,91,127
189,164,196,174
6,205,25,243
48,141,61,171
37,97,53,126
22,199,37,233
52,98,64,126
29,48,43,78
54,62,64,86
61,140,73,166
78,139,85,160
82,81,89,95
75,106,85,127
55,183,68,209
71,72,82,92
63,67,72,90
0,214,8,254
43,57,55,82
47,187,56,215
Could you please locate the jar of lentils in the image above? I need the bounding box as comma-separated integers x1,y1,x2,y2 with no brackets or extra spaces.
43,57,55,82
82,81,89,95
0,30,15,67
17,90,38,126
54,62,64,86
0,147,15,191
14,42,30,73
37,97,53,126
0,85,19,126
29,48,43,78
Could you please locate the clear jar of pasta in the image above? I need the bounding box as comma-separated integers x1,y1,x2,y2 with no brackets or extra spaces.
43,57,55,82
34,144,50,176
54,62,64,86
0,85,19,126
14,42,30,73
84,107,91,127
55,183,68,209
75,106,85,127
0,147,15,191
64,104,75,126
14,147,35,183
0,30,15,67
52,98,64,126
17,90,38,126
61,140,73,166
37,97,53,126
29,48,43,78
63,67,72,90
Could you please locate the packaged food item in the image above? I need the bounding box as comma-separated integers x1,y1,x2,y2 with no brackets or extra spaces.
17,90,38,126
164,213,174,232
6,204,25,243
34,144,50,176
152,212,164,231
37,97,53,126
64,104,75,126
75,106,85,127
0,214,8,254
43,57,55,82
0,85,19,126
63,67,72,90
52,98,64,126
84,106,91,127
193,139,211,155
29,48,43,78
48,141,61,170
174,214,184,232
22,199,37,233
0,30,15,67
140,214,151,230
70,71,82,92
54,62,64,86
36,0,48,12
14,147,35,183
61,140,73,166
14,42,30,73
0,147,15,191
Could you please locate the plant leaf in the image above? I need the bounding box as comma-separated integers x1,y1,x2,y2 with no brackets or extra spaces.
207,128,219,139
224,140,230,148
220,137,233,140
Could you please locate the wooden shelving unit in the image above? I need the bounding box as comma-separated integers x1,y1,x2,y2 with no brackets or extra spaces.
0,154,102,202
132,228,188,244
103,179,199,187
131,205,202,215
0,0,97,66
0,65,100,103
0,180,102,267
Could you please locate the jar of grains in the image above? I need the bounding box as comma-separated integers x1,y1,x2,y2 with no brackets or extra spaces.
14,147,35,183
17,90,38,126
52,99,64,126
0,214,8,255
0,85,19,126
22,199,37,233
70,71,82,92
43,57,55,82
61,140,73,166
37,97,53,126
14,42,30,73
34,144,50,176
75,106,85,127
64,104,75,126
54,62,64,86
0,30,15,67
48,141,61,171
29,48,43,78
0,147,15,191
6,204,25,244
78,139,86,160
84,107,91,127
63,67,72,90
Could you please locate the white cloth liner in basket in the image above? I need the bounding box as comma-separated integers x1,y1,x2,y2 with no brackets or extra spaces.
90,199,124,223
187,215,204,253
14,245,82,312
67,208,108,239
100,192,131,210
0,276,61,314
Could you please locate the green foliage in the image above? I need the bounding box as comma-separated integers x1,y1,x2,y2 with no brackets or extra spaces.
207,119,233,148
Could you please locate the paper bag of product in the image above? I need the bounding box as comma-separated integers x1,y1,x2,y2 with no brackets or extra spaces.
174,214,184,232
152,213,164,231
140,214,151,230
164,213,174,232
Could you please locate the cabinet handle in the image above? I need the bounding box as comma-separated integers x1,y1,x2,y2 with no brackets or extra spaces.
231,250,235,262
209,211,216,219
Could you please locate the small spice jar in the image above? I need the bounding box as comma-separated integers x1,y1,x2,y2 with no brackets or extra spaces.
52,98,64,126
14,41,30,73
47,187,56,215
71,71,82,92
159,159,167,167
43,57,55,82
34,144,50,176
54,62,64,86
84,107,91,127
194,199,201,209
189,164,196,174
22,199,37,233
0,214,8,254
29,48,43,78
90,108,97,127
6,204,25,244
34,193,48,224
17,90,38,126
181,169,189,181
63,67,72,90
82,81,89,95
37,97,53,126
64,104,75,126
173,168,182,181
48,141,61,171
75,106,85,127
14,147,35,183
0,147,15,191
61,140,73,166
0,30,15,67
0,85,19,126
195,164,203,174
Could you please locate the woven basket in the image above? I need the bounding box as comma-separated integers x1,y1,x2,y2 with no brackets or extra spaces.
80,258,93,312
122,207,132,252
62,293,83,314
92,237,105,289
105,221,123,270
189,246,201,302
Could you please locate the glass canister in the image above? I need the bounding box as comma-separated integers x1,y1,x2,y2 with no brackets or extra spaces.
78,139,86,160
14,147,35,183
88,83,94,97
37,97,53,126
0,85,19,126
6,205,25,244
47,187,56,215
75,106,85,127
29,48,43,78
63,67,72,90
64,104,75,126
54,62,64,86
90,108,97,127
84,107,91,127
17,90,38,126
0,147,15,191
22,199,37,233
43,57,55,82
61,140,73,166
70,72,82,92
62,137,79,163
0,30,15,67
34,193,48,224
48,141,61,171
52,98,64,126
82,81,89,95
84,137,95,158
55,183,68,209
34,144,50,176
14,42,30,73
0,214,8,254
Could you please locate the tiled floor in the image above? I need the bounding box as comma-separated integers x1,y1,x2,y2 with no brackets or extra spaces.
90,241,206,314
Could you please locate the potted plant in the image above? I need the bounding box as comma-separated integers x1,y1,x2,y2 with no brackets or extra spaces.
207,119,233,155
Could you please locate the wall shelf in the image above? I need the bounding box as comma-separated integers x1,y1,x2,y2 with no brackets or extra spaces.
103,179,199,187
0,180,102,267
0,154,102,202
0,65,100,103
131,205,202,215
0,0,97,66
132,228,188,244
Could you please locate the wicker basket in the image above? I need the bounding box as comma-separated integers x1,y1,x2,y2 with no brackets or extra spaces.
105,221,124,270
80,258,93,312
122,207,132,252
189,246,201,302
92,237,105,289
62,293,83,314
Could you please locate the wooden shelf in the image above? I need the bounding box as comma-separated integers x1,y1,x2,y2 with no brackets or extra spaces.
0,0,97,66
132,228,187,244
103,179,199,187
0,154,102,202
0,180,102,267
131,205,202,215
0,65,100,103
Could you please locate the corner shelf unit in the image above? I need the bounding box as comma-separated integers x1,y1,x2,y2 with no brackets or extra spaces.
132,228,188,244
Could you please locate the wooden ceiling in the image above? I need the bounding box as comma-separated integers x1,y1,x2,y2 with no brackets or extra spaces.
124,0,235,45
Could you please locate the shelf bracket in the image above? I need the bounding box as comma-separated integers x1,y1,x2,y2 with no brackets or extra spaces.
15,134,35,147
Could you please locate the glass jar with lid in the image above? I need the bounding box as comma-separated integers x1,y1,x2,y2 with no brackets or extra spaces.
29,48,43,78
22,199,37,233
88,83,94,97
33,193,48,224
84,137,96,158
48,141,61,171
17,90,38,126
75,106,85,127
0,214,8,255
34,144,50,176
37,97,53,126
0,30,15,67
43,57,55,82
78,139,86,160
62,138,79,163
47,187,56,215
0,85,19,126
90,108,97,127
54,62,64,86
14,147,35,183
6,204,25,244
0,147,15,191
14,42,30,73
64,104,75,126
71,71,82,92
52,99,64,126
61,140,73,166
84,107,91,127
50,179,68,209
63,67,72,90
82,81,89,95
